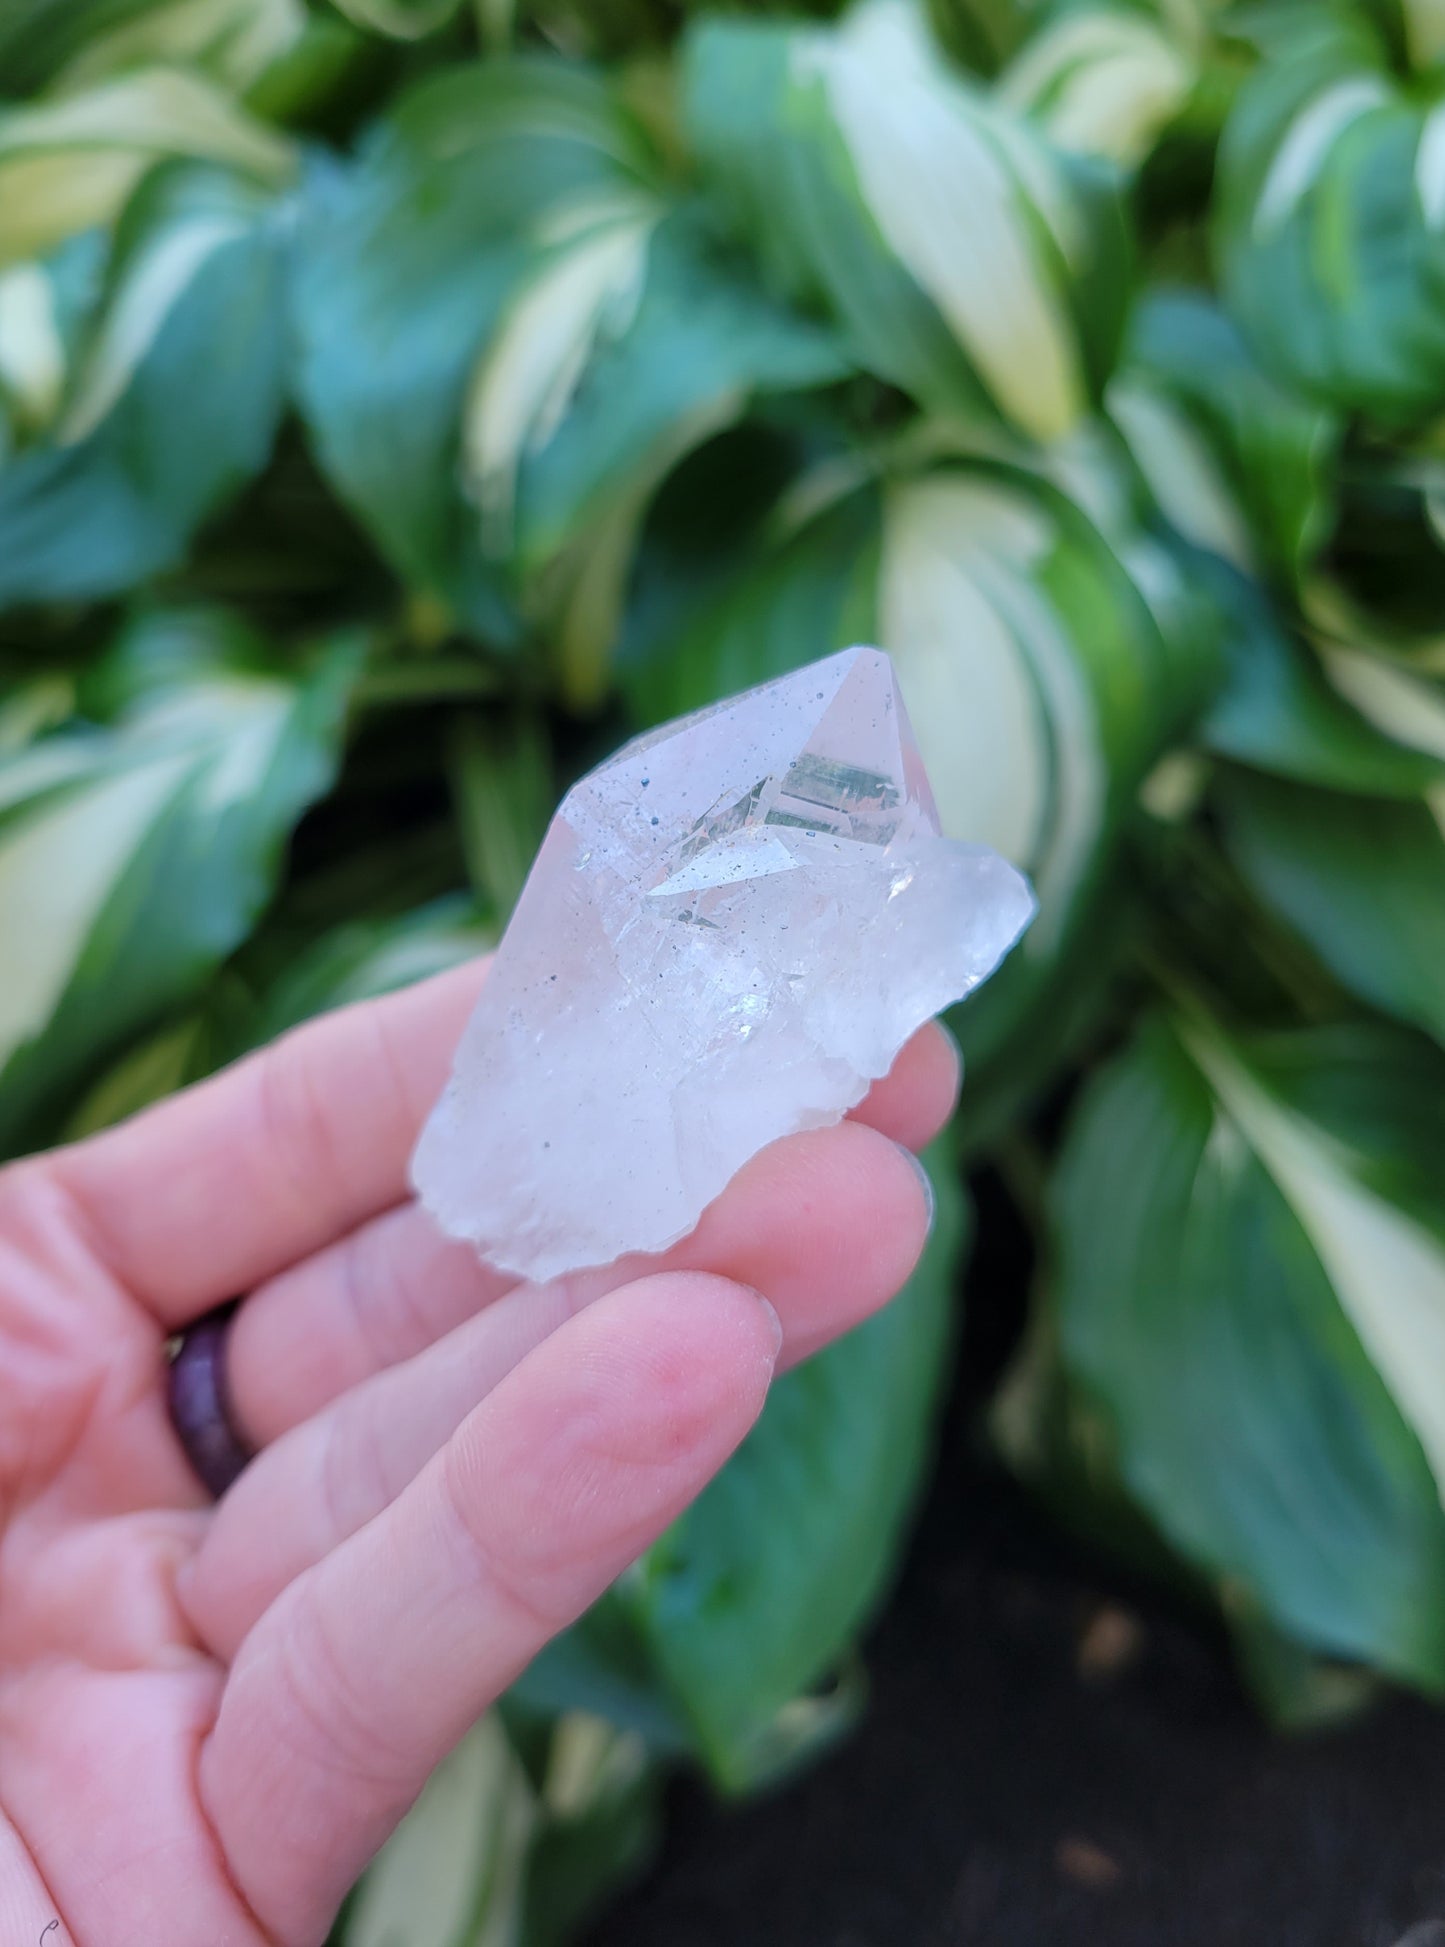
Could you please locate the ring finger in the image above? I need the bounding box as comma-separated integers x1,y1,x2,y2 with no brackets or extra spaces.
224,1017,959,1447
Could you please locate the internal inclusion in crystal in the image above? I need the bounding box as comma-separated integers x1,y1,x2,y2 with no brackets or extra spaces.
412,647,1035,1283
649,769,898,912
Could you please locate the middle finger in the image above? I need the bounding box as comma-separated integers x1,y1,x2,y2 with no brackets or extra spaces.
226,1018,959,1446
182,1118,933,1661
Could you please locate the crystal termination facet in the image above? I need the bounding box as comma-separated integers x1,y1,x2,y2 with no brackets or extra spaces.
412,648,1035,1282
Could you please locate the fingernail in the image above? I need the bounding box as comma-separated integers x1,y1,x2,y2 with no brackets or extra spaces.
936,1016,964,1084
754,1291,784,1360
895,1142,936,1234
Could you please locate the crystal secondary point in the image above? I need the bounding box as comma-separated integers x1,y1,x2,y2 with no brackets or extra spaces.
411,647,1035,1281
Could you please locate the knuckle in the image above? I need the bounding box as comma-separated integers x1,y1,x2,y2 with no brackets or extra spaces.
344,1222,432,1373
437,1436,563,1638
254,1037,342,1213
317,1401,394,1548
278,1591,410,1788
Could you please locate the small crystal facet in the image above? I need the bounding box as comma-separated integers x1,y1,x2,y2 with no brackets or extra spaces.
412,647,1035,1281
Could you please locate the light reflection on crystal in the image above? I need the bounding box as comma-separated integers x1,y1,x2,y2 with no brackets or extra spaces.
412,647,1035,1282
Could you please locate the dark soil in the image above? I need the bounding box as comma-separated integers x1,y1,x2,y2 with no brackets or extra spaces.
586,1187,1445,1947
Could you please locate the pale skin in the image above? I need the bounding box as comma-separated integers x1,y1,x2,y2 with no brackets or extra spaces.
0,958,959,1947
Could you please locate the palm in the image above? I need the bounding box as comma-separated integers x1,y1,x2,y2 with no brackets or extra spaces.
0,962,952,1947
0,1220,247,1943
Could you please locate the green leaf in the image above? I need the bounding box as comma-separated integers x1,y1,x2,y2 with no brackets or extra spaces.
623,1151,964,1791
0,610,358,1153
0,162,288,609
243,897,491,1047
291,61,845,692
925,0,1032,73
508,1588,690,1756
1215,10,1445,423
448,712,555,921
61,1012,209,1138
1200,556,1445,795
288,59,662,642
1216,768,1445,1046
1111,288,1339,583
684,0,1131,440
1361,0,1445,76
515,1714,661,1947
620,468,884,724
1050,1010,1445,1689
464,199,846,703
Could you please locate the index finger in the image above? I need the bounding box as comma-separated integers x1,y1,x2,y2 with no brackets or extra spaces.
45,959,958,1329
48,959,491,1324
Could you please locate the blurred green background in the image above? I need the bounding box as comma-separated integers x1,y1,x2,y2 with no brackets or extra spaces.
4,0,1445,1937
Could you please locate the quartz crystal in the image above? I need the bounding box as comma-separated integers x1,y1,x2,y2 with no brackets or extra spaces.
412,647,1034,1281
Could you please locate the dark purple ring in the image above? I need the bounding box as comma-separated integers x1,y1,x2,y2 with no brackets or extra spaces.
166,1301,255,1499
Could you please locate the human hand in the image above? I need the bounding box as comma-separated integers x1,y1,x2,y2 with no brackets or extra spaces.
0,960,957,1947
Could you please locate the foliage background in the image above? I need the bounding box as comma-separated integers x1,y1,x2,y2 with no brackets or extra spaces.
4,0,1445,1936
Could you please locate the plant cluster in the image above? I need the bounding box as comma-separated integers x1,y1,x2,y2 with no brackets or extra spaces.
4,0,1445,1935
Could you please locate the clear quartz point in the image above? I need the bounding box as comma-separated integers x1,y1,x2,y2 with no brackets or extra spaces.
412,647,1035,1281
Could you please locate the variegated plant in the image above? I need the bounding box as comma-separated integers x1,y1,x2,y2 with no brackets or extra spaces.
4,0,1445,1937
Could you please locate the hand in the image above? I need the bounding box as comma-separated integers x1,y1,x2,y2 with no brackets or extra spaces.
0,961,957,1947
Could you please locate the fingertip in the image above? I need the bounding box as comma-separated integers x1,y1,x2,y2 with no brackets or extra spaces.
850,1019,962,1150
449,1272,779,1608
605,1271,783,1410
756,1289,785,1360
893,1140,936,1238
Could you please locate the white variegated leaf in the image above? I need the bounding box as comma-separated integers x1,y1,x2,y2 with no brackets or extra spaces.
52,0,306,93
1108,375,1255,570
0,747,197,1069
881,471,1106,954
0,262,64,433
0,629,354,1153
542,387,744,709
1183,1020,1445,1509
463,192,661,543
1043,1012,1445,1693
1000,8,1194,167
809,0,1086,440
0,69,293,264
60,205,251,441
0,151,150,270
346,1716,535,1947
540,1714,650,1820
1319,645,1445,764
880,474,1053,867
1252,75,1391,236
1217,13,1445,417
1416,98,1445,226
684,0,1122,441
